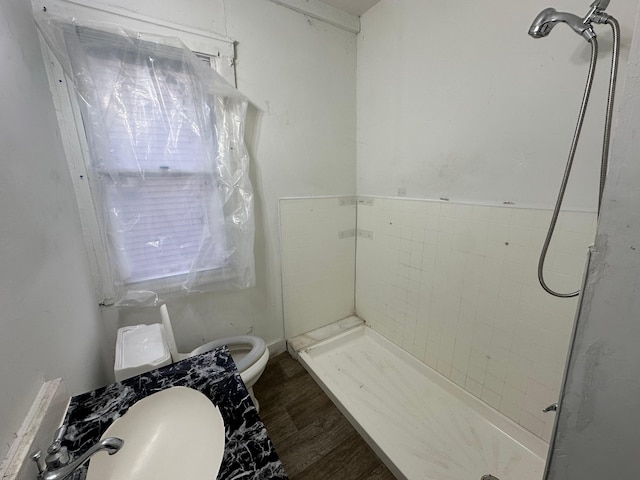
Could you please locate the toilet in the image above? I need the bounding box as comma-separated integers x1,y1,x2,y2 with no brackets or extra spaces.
114,304,270,411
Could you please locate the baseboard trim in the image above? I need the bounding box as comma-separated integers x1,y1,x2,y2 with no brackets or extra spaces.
267,338,287,357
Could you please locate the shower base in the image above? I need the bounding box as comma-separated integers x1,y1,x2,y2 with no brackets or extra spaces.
296,323,547,480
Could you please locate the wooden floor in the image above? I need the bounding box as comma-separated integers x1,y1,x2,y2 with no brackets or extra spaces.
253,352,396,480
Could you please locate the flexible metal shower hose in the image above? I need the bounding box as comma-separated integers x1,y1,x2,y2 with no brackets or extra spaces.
538,17,620,298
598,17,620,211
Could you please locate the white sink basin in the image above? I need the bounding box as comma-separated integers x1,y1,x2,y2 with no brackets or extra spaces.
86,387,225,480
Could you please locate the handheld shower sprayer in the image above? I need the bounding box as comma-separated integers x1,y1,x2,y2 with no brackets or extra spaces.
528,8,595,41
528,0,613,41
528,1,620,298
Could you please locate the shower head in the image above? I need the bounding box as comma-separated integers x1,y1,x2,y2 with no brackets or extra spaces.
529,8,559,38
529,7,596,41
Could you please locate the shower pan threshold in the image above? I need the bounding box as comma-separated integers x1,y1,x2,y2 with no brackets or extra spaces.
297,324,548,480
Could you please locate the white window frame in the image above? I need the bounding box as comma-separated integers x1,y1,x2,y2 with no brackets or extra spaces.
36,0,236,305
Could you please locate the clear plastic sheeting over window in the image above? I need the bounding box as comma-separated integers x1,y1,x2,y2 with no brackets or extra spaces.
36,14,255,305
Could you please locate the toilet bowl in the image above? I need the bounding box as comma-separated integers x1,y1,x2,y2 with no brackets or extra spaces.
113,305,269,411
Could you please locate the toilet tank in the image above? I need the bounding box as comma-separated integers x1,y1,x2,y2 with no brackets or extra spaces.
114,324,172,382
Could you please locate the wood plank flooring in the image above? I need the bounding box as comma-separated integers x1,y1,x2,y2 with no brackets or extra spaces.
253,352,396,480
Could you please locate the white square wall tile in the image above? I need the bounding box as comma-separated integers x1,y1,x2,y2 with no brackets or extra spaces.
468,362,487,384
511,209,536,227
519,411,544,438
453,342,471,373
439,202,456,218
455,203,474,219
481,387,502,410
487,357,508,381
499,399,523,423
533,209,552,229
557,211,597,234
472,205,493,221
484,373,505,395
490,206,513,224
450,368,467,387
502,384,526,406
436,359,452,377
465,376,483,398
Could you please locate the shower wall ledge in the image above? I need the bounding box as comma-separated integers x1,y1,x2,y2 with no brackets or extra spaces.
354,194,599,214
287,315,364,355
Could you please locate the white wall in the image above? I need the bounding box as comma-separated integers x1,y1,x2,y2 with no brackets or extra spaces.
358,0,638,210
58,0,357,363
98,0,228,35
0,0,110,460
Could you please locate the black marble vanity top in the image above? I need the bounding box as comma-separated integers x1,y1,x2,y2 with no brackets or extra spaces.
62,347,288,480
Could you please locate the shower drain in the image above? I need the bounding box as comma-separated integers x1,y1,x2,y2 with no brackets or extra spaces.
481,476,500,480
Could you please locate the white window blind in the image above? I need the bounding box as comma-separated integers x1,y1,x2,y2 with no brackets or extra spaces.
83,50,227,285
104,175,226,284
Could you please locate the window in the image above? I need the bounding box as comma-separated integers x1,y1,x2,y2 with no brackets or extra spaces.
37,19,254,305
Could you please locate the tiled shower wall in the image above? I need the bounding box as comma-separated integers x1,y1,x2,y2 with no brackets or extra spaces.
356,197,596,441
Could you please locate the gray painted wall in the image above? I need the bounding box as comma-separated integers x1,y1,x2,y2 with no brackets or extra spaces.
546,6,640,479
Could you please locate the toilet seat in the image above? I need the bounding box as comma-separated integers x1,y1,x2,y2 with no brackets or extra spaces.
189,335,266,372
160,304,267,373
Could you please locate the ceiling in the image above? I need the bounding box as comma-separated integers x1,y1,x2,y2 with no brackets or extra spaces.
319,0,382,16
